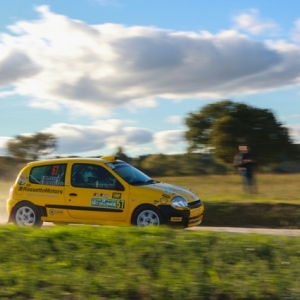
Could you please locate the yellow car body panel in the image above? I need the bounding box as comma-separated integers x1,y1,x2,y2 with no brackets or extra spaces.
7,157,204,228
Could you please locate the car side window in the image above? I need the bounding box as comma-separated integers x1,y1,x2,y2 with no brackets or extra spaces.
30,164,66,186
71,164,123,190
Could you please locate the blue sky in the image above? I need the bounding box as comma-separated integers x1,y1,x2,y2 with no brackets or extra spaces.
0,0,300,157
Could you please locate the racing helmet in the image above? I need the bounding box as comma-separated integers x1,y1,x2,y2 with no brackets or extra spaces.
82,167,98,182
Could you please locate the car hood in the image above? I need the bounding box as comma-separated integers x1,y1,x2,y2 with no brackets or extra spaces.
136,182,199,203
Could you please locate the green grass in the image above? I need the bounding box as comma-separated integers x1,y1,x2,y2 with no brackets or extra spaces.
1,173,300,298
0,226,300,299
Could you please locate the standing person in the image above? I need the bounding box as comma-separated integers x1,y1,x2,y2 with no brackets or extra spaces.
234,145,257,194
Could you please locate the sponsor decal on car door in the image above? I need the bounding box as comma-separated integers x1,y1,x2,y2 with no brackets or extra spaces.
64,187,129,221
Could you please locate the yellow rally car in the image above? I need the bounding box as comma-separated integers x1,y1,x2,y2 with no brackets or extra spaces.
7,156,204,228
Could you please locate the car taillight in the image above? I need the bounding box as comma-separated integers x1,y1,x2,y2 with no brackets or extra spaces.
8,185,14,199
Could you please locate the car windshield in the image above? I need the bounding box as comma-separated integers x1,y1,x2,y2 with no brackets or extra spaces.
106,161,158,185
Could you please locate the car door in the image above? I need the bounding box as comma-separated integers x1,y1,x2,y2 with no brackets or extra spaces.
64,162,129,222
26,163,67,219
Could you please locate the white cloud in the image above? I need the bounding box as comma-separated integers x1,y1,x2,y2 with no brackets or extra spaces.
0,125,186,157
38,122,185,156
0,5,299,120
29,99,61,111
125,97,158,113
123,127,153,144
232,9,279,35
153,130,184,150
0,50,41,86
42,121,153,155
1,6,300,157
0,90,16,98
165,115,182,124
0,137,12,156
288,124,300,143
291,19,300,43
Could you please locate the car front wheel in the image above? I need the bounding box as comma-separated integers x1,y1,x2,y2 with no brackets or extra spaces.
12,202,43,228
132,205,162,227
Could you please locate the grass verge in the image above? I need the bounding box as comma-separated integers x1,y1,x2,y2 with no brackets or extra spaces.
0,225,300,299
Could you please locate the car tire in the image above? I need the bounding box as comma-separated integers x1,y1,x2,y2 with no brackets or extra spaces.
12,201,43,228
132,205,163,227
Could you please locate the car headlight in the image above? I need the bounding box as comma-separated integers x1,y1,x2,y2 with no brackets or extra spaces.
171,196,188,208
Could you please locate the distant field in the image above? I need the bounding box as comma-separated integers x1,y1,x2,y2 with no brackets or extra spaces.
155,174,300,203
0,181,12,218
1,174,299,205
154,174,300,228
1,174,300,227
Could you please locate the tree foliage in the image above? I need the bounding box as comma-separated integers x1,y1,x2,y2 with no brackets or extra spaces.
140,153,227,176
6,133,56,161
185,100,297,165
114,147,130,163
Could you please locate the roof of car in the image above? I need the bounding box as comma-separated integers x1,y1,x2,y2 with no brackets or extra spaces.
27,156,121,165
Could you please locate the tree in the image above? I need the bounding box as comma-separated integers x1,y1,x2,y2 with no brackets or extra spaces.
115,147,130,162
140,153,227,176
184,100,296,165
6,133,56,161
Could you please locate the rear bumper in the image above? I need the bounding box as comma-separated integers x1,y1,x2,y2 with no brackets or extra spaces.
6,199,13,223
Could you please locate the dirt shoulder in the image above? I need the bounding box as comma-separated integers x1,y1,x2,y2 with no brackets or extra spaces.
0,214,7,224
188,226,300,235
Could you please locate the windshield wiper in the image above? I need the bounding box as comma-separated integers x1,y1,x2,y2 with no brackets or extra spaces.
146,179,158,184
129,179,158,186
129,180,147,185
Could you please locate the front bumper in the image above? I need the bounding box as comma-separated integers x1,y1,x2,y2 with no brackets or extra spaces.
158,200,204,228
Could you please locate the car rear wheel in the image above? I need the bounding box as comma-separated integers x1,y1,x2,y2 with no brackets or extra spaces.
12,202,43,228
132,205,162,227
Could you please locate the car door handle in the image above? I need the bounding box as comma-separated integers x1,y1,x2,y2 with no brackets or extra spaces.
69,193,77,196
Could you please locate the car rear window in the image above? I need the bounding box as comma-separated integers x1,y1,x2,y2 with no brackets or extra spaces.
29,164,66,186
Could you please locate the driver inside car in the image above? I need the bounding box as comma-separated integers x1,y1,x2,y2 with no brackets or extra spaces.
80,167,114,189
80,168,99,187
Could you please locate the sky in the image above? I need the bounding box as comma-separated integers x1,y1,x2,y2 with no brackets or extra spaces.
0,0,300,158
